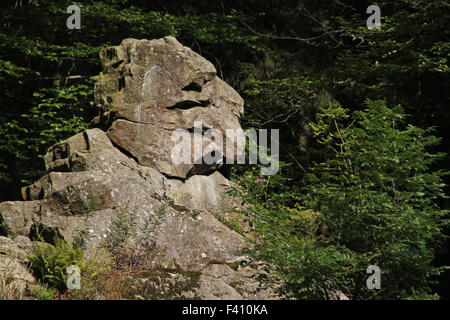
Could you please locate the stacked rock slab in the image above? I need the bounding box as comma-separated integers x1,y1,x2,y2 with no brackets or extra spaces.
0,37,271,299
93,36,245,179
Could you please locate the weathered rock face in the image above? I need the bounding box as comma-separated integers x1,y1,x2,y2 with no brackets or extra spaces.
93,37,244,179
0,37,273,300
8,128,245,271
0,236,35,299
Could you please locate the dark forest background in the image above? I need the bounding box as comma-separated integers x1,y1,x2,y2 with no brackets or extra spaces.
0,0,448,299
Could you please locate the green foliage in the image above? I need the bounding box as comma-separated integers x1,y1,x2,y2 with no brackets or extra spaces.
28,239,82,291
104,199,166,269
28,284,56,300
0,81,95,197
306,100,448,299
238,100,448,299
104,200,139,250
28,238,110,293
0,258,24,300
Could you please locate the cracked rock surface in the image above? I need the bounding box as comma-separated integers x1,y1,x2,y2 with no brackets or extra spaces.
93,36,245,179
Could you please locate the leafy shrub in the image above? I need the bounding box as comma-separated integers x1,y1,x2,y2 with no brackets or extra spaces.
236,100,449,299
104,200,139,251
28,238,110,294
27,284,55,300
0,82,95,200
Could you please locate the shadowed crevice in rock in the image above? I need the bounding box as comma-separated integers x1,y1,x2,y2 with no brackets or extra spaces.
185,156,225,179
82,131,91,151
29,224,64,245
182,81,203,92
165,99,209,110
159,171,186,182
107,132,140,163
0,215,9,237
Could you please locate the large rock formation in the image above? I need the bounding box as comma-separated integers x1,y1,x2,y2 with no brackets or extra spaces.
93,36,245,179
0,37,271,300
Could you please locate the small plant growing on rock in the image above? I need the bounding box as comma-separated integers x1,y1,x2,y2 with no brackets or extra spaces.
0,258,24,300
27,283,55,300
104,199,138,251
81,193,99,215
27,237,110,297
104,196,167,271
